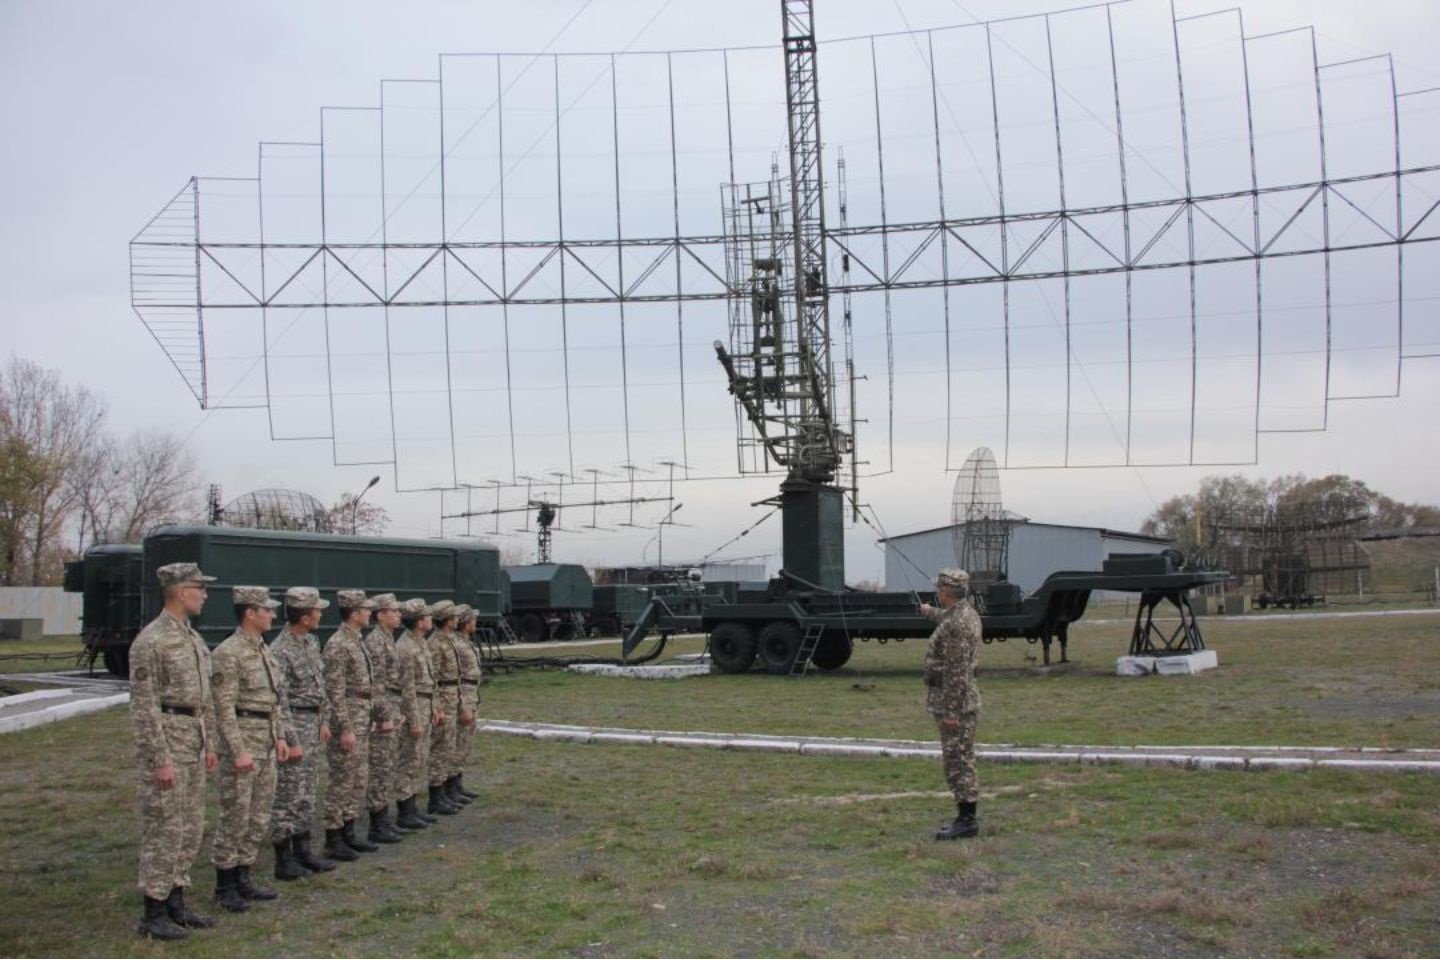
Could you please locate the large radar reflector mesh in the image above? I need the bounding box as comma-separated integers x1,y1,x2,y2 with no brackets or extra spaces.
951,447,1018,592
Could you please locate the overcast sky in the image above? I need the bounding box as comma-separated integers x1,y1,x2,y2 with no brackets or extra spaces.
3,0,1438,583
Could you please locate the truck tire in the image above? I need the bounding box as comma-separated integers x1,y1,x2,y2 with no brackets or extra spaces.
757,621,801,675
552,618,577,642
517,612,547,644
811,632,853,671
103,647,124,678
708,622,757,674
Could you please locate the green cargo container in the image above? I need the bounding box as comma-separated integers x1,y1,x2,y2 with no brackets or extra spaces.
588,584,651,636
144,525,504,650
64,544,145,675
503,563,593,642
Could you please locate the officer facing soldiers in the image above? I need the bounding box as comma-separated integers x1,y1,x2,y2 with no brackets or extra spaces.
129,562,220,941
323,590,383,860
210,587,292,911
426,600,463,817
269,587,334,880
919,568,984,840
448,605,482,805
362,593,406,844
393,598,441,830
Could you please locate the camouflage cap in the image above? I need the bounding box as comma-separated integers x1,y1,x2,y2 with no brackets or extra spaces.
400,597,430,618
428,599,457,620
156,562,216,587
233,585,281,609
934,568,970,591
336,589,374,610
284,586,330,610
370,593,400,611
451,604,474,621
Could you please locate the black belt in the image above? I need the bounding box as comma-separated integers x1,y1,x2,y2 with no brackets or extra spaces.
291,704,320,713
386,687,402,695
160,704,196,717
416,692,433,699
236,708,272,720
437,680,459,687
346,689,372,700
461,680,479,686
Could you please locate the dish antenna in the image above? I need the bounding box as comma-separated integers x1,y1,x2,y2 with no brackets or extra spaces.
951,448,1021,607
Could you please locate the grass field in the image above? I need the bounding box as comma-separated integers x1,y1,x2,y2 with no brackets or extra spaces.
0,613,1437,956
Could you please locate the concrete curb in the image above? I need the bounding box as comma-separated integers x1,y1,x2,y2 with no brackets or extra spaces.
477,720,1440,775
0,692,130,735
0,687,78,707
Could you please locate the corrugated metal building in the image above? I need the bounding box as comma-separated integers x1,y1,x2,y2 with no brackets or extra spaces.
0,587,82,636
882,521,1170,596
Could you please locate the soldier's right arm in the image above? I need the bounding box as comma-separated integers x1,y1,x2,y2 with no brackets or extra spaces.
271,639,299,744
322,639,350,734
210,645,244,758
399,640,420,732
128,633,171,770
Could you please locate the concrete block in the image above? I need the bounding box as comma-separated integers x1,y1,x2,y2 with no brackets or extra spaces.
588,731,656,747
1154,650,1219,675
798,741,888,758
726,737,800,753
1115,655,1155,676
0,619,43,642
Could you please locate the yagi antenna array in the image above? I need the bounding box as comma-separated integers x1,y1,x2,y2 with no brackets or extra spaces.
131,0,1440,509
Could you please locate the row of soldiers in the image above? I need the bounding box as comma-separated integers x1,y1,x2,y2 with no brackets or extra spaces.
127,562,485,941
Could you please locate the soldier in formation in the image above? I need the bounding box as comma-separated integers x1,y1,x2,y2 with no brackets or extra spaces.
919,568,984,840
129,563,220,941
269,588,334,880
394,598,440,829
210,586,290,910
129,579,487,940
362,593,406,843
322,590,386,859
450,605,483,804
425,600,463,816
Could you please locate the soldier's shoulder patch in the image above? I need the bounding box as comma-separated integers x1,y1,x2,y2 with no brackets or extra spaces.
212,670,225,686
132,665,149,683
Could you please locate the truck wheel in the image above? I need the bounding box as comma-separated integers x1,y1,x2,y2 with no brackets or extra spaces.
757,621,801,675
518,612,546,643
103,647,123,677
552,619,576,642
708,622,757,674
811,633,853,671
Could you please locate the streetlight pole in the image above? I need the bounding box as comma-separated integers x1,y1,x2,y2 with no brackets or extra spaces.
657,502,683,568
351,475,382,535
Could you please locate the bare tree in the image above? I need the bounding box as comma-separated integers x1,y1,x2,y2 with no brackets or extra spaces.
110,431,199,542
0,357,107,584
323,493,390,536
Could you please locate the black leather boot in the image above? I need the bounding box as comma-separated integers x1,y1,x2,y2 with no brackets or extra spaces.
935,800,980,841
396,795,429,830
213,867,250,913
235,864,277,901
428,784,459,816
343,818,380,853
274,840,309,881
323,827,360,863
293,832,336,872
138,895,189,940
166,885,214,929
456,773,479,800
445,775,472,805
368,807,403,844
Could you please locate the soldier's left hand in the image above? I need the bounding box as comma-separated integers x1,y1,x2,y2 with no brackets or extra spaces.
432,710,444,728
288,743,304,762
275,739,291,763
319,723,332,744
204,751,219,773
940,715,962,734
340,730,358,752
378,720,395,733
460,710,475,727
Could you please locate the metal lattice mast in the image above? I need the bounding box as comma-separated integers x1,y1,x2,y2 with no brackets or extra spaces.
782,0,841,483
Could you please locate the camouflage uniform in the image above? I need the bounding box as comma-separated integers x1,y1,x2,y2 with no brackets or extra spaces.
323,612,378,830
210,594,289,871
269,619,328,843
393,607,435,801
130,594,218,900
452,612,482,780
923,578,983,806
362,600,403,814
426,607,462,789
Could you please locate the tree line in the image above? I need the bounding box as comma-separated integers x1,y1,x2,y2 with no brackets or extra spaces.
1140,473,1440,560
1,356,198,586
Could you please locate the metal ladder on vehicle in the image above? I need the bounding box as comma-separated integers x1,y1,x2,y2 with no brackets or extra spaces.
493,616,521,646
788,623,826,677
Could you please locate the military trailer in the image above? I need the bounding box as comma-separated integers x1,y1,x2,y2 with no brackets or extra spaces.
587,584,652,637
624,551,1228,675
65,525,504,677
504,563,593,643
63,544,146,677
